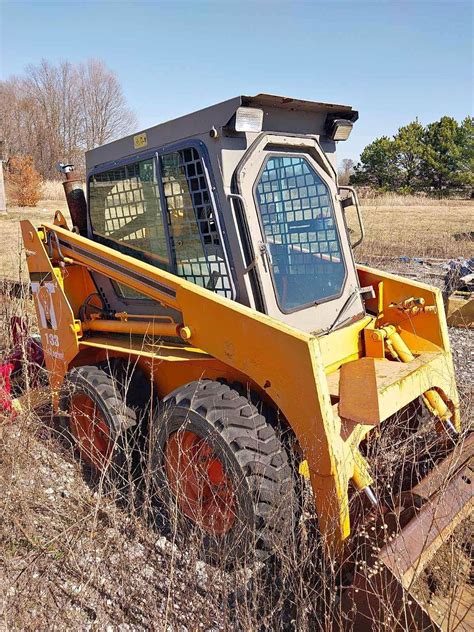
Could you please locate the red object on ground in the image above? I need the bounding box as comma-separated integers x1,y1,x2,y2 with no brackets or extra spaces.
0,317,45,418
0,363,14,414
8,317,44,382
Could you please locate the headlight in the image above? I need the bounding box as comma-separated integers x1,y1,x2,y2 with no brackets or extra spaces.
329,118,353,141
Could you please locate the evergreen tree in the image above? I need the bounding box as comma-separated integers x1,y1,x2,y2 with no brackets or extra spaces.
421,116,463,192
350,115,473,195
393,120,424,191
351,136,398,189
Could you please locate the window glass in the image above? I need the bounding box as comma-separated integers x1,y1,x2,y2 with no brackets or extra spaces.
160,148,232,298
89,149,232,300
90,158,169,264
89,158,170,299
255,155,346,311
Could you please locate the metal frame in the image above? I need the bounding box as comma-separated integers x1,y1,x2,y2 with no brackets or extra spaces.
339,185,365,249
232,132,363,332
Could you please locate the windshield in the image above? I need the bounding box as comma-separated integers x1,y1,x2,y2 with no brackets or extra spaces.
254,155,346,311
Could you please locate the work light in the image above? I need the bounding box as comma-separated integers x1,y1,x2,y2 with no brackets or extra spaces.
234,107,264,132
329,118,353,141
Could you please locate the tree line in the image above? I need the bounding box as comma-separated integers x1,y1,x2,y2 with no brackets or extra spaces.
344,115,473,196
0,59,136,179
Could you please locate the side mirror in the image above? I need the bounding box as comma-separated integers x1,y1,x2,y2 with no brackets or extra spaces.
339,186,365,249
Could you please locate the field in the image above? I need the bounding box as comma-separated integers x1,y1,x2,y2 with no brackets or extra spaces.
2,191,473,280
0,190,473,630
358,196,473,261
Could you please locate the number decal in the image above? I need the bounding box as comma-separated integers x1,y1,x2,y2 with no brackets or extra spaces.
47,333,60,347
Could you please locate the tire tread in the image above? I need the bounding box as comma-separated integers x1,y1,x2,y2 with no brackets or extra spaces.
163,379,296,561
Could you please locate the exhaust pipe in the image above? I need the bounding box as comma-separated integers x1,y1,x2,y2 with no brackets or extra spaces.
58,163,88,235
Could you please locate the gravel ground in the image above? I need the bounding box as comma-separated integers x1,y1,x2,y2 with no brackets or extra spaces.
449,327,473,405
0,420,228,631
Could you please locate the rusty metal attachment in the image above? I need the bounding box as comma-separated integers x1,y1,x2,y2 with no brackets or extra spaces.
58,163,88,235
340,432,473,631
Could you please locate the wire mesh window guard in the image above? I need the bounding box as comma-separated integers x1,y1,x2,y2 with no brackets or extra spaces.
89,158,170,299
160,148,232,298
255,155,346,311
89,159,169,263
89,149,232,300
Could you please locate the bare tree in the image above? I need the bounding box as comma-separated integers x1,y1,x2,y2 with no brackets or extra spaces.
0,58,136,179
338,158,355,186
78,59,136,149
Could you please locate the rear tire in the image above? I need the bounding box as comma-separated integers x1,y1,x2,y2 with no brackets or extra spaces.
152,380,298,566
59,365,137,488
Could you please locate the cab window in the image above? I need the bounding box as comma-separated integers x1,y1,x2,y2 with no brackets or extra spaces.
89,149,233,300
160,148,232,298
254,155,346,311
89,159,169,265
89,158,169,299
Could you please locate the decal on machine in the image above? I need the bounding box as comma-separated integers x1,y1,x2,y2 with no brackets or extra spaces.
133,132,147,149
30,272,65,360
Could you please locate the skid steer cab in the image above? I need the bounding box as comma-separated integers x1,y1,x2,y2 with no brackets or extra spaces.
21,94,471,629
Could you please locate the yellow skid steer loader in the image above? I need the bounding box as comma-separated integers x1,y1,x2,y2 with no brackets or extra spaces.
20,95,472,629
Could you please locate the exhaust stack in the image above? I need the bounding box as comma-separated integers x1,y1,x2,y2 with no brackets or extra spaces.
58,163,88,235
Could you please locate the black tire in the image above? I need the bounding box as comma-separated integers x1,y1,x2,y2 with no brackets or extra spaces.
152,379,298,566
98,357,156,418
97,358,159,506
59,365,137,488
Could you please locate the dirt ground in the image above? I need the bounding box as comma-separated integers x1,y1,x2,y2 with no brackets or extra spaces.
0,195,473,630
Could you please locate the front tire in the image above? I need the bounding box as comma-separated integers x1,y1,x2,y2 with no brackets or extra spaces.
59,365,137,487
152,380,297,566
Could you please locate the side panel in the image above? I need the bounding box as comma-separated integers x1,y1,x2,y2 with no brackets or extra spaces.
20,223,79,399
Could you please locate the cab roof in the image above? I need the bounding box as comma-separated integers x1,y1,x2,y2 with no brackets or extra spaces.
86,93,358,171
241,93,358,120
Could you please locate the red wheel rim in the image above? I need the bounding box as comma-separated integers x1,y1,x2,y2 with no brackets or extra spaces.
165,430,236,535
69,393,112,471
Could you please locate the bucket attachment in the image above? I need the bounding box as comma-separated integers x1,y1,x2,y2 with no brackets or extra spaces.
340,432,473,631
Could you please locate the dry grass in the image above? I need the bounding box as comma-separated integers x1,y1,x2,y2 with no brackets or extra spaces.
353,198,474,262
41,179,64,200
0,197,70,281
1,367,472,630
360,192,471,206
0,415,227,630
0,191,473,630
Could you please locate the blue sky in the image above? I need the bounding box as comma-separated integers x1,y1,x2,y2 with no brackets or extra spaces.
1,0,472,162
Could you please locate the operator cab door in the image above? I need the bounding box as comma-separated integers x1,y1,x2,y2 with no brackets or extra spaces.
235,134,364,333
